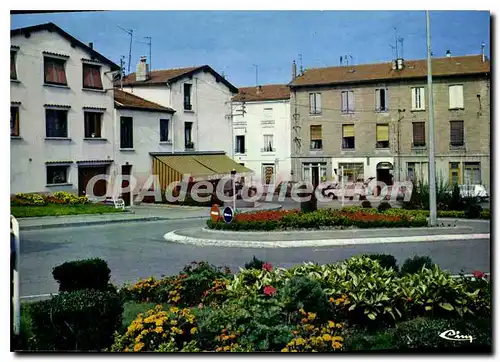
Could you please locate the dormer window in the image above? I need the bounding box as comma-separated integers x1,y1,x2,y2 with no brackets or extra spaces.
83,63,103,90
44,57,67,86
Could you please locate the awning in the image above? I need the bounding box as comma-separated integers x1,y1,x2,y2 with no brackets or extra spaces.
154,155,215,179
192,155,252,175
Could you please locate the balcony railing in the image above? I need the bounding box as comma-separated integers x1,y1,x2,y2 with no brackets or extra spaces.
261,147,276,153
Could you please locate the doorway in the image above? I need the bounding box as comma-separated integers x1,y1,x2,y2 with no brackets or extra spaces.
78,166,108,197
376,162,394,187
121,165,132,206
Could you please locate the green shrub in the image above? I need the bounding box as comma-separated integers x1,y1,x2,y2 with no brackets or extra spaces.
361,200,372,208
480,209,490,219
464,203,483,219
52,258,111,292
377,202,392,212
363,254,399,272
12,193,46,206
400,256,434,276
280,276,333,323
244,256,266,270
29,289,123,351
344,327,396,351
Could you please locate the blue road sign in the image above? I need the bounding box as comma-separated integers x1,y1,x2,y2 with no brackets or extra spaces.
223,206,234,224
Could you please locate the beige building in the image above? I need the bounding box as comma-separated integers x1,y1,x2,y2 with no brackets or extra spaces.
289,54,490,191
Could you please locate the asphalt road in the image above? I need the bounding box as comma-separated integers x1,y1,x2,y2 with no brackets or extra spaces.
20,219,490,298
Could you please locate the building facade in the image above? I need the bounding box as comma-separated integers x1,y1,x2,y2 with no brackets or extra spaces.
289,55,491,191
231,85,292,186
10,22,120,195
120,62,238,156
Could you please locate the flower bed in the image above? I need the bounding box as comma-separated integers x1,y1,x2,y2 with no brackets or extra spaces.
207,207,428,231
19,256,491,352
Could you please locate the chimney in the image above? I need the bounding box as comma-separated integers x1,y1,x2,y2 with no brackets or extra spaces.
256,85,262,94
396,58,404,70
481,42,485,62
292,60,297,79
89,42,93,50
136,56,149,82
446,50,451,58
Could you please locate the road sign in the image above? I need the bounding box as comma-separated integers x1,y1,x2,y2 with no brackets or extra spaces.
210,204,220,222
223,206,234,224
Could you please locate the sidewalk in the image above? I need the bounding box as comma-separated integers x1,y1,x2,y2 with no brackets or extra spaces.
17,202,282,231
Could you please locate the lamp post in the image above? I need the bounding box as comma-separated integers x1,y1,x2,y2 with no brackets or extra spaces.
231,168,237,211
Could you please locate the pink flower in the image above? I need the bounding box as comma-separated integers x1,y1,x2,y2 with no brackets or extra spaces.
262,262,273,272
263,285,276,296
472,270,486,279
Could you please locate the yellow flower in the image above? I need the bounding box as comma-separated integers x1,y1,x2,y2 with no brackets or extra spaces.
281,347,289,352
170,320,178,326
170,307,179,313
322,334,332,341
134,342,145,352
222,335,230,341
216,347,222,352
328,321,336,328
307,312,317,320
181,308,190,315
190,327,198,335
156,320,164,327
171,296,181,302
306,325,314,331
332,336,344,342
332,341,342,349
223,346,231,351
299,308,306,315
336,323,343,329
135,335,142,343
140,330,148,336
154,326,163,333
295,338,306,346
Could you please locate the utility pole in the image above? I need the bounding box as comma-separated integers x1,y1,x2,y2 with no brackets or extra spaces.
138,36,152,73
119,56,125,90
426,10,437,226
118,26,133,74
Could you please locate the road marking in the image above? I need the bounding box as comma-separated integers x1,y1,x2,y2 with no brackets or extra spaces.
164,231,490,249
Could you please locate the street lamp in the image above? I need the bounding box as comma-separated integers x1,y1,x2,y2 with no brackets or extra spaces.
231,168,237,211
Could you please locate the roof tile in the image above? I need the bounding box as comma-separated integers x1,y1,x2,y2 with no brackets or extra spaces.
232,84,290,102
114,89,175,113
121,66,200,86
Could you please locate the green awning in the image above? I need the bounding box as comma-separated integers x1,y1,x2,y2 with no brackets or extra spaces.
192,155,252,174
154,155,215,178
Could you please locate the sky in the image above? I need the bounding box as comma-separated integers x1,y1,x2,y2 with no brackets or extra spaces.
10,11,490,87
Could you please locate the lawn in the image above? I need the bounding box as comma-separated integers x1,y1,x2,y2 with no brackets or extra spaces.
11,204,125,218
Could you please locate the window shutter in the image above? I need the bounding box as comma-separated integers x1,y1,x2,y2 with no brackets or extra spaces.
451,85,464,108
450,121,464,145
348,91,354,112
341,91,347,112
376,125,389,142
92,66,103,89
375,89,381,111
420,87,426,109
342,125,354,138
384,88,388,110
412,122,425,145
316,93,322,113
310,125,322,140
309,93,315,113
83,65,92,88
411,88,416,109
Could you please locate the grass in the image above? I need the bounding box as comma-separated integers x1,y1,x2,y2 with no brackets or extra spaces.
11,204,126,218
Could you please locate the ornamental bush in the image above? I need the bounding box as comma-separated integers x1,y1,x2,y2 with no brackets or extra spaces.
400,256,434,276
29,289,123,351
363,254,399,272
52,258,111,292
361,200,372,208
377,201,392,212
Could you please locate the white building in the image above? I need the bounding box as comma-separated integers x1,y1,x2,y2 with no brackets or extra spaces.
231,85,292,186
120,60,238,156
10,22,120,196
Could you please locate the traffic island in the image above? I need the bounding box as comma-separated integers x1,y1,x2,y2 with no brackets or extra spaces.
164,224,489,248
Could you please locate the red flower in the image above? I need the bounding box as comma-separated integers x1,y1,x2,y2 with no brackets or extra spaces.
407,297,412,302
263,285,276,296
472,270,486,279
262,262,273,272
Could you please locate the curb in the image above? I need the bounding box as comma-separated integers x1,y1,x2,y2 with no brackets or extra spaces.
17,204,283,231
164,230,490,249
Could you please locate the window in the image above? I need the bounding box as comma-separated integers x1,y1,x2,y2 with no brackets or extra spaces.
449,85,464,109
46,165,69,184
120,117,133,148
376,124,389,148
11,51,17,80
185,122,193,148
184,84,192,110
310,125,322,149
309,93,322,114
450,120,464,147
464,162,481,185
375,88,388,112
84,112,102,138
160,119,170,142
262,134,274,152
341,91,354,113
342,124,355,149
407,162,416,182
44,57,67,85
303,163,327,183
412,122,426,147
338,163,364,182
235,135,246,154
449,162,461,185
46,109,68,138
263,108,273,121
11,107,19,136
411,87,425,110
82,63,103,89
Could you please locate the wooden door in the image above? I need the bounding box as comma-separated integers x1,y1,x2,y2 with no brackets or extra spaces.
78,167,107,197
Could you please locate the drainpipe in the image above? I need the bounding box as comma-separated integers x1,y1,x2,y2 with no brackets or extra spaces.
397,109,405,182
195,78,199,151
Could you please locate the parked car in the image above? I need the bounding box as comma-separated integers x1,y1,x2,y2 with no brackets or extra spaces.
450,184,489,202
